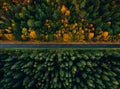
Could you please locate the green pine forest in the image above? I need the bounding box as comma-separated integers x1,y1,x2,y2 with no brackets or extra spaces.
0,0,120,42
0,49,120,89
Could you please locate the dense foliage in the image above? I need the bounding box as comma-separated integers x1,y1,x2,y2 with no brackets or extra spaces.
0,49,120,89
0,0,120,41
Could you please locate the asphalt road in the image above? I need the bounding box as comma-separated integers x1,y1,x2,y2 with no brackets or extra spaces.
0,44,120,48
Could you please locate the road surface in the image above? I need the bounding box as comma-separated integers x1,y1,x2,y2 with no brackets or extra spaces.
0,44,120,48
